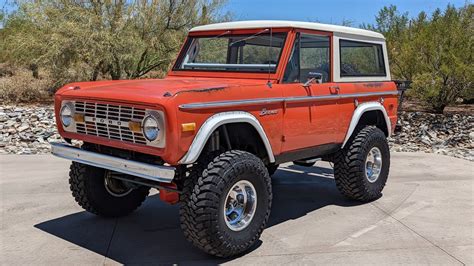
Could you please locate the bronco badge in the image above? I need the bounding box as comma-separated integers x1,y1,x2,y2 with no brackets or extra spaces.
260,108,278,116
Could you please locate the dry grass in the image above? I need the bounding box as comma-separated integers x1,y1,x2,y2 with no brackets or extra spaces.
0,66,54,103
0,64,169,104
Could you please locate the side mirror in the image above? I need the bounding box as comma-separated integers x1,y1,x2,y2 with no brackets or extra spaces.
303,72,323,87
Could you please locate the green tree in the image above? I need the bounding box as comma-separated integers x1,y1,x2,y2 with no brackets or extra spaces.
1,0,228,87
365,4,474,113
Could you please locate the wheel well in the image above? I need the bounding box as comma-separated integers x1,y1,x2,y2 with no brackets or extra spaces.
356,110,388,136
202,123,269,164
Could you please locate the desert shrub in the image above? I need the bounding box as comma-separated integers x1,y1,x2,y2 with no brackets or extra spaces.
0,69,53,103
0,0,229,100
365,4,474,113
0,63,14,78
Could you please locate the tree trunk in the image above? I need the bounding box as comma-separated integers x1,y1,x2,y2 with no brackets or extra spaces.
91,61,104,81
431,104,446,114
29,64,39,79
110,71,121,80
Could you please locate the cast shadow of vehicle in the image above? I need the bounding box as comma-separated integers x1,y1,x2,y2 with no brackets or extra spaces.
34,164,362,264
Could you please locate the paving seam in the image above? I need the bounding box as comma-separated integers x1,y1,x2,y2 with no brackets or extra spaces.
120,246,457,264
370,202,466,265
102,218,118,265
377,182,420,214
226,246,465,259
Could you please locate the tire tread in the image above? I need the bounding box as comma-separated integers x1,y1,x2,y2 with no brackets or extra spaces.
180,150,272,257
334,126,390,202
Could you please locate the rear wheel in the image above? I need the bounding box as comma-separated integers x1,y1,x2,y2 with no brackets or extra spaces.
333,126,390,202
179,150,272,257
69,162,150,217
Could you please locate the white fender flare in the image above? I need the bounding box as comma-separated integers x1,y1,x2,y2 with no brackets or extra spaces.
342,102,392,148
179,111,275,164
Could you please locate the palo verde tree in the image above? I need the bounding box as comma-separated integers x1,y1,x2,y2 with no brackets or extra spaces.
365,4,474,113
1,0,229,87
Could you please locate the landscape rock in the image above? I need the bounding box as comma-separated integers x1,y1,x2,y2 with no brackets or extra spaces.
389,111,473,161
0,105,64,155
0,112,8,122
17,124,30,132
0,105,473,161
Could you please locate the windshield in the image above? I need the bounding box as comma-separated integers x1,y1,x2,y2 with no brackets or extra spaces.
174,32,287,73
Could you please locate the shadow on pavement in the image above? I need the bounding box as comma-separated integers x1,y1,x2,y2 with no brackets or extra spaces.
35,164,361,264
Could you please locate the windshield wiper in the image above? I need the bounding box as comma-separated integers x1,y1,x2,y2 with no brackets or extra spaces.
206,30,231,41
229,28,270,47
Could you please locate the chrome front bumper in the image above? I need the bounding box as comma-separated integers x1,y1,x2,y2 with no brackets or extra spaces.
50,143,175,183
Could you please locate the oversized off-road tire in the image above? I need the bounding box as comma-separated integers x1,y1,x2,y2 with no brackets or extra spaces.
69,162,150,217
180,150,272,257
266,163,279,176
178,151,221,248
334,126,390,202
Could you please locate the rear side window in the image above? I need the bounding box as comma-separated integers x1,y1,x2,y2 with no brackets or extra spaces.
340,40,386,77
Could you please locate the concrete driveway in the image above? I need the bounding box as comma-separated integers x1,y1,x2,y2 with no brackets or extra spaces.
1,152,473,265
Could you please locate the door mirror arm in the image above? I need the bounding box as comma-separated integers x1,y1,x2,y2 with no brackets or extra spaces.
303,78,316,88
303,72,323,87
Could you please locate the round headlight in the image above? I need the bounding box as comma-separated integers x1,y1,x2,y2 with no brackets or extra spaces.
143,115,160,141
60,104,73,127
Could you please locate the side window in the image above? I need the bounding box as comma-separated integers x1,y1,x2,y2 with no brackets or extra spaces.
283,33,330,83
340,40,386,77
299,34,330,83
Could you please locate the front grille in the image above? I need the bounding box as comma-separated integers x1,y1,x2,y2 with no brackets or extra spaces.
74,101,147,145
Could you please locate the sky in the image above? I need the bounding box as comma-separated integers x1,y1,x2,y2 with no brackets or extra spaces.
223,0,469,26
1,0,469,27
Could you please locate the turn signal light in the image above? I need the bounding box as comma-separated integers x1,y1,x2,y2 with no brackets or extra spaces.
128,121,142,133
73,113,84,123
181,122,196,132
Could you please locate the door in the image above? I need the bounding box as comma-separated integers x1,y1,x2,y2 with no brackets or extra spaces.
280,32,339,152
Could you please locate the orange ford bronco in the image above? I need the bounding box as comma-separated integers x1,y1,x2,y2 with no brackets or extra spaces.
52,21,405,257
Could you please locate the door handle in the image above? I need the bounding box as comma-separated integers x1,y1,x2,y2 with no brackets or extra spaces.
329,86,340,95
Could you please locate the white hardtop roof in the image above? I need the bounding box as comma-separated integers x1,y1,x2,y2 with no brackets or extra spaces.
190,20,385,39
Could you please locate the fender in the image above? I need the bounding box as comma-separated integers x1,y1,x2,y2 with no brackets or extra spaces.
341,102,391,148
179,111,275,164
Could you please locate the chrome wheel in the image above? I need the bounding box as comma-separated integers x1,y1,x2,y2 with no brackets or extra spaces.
104,171,133,197
365,147,382,183
224,180,257,231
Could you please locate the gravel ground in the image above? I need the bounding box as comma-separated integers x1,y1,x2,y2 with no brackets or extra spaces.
390,111,473,161
1,105,473,161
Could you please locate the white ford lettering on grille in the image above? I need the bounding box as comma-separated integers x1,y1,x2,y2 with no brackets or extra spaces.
84,116,126,127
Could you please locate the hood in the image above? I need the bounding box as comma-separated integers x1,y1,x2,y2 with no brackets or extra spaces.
56,77,263,105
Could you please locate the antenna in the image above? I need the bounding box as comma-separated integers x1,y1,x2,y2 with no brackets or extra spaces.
267,28,273,88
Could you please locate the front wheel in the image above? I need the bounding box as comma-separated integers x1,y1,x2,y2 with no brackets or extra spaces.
333,126,390,202
69,162,150,217
180,150,272,257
